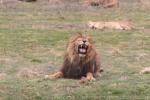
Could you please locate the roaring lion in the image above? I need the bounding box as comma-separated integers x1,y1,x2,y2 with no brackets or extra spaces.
49,34,102,81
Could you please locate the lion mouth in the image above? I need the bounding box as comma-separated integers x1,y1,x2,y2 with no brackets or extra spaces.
78,44,88,55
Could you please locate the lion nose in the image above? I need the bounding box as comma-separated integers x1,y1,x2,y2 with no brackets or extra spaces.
83,40,86,43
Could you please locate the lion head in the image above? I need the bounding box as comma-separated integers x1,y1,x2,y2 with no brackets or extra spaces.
66,34,97,63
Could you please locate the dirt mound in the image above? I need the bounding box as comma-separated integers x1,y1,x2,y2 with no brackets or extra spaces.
139,0,150,10
17,67,47,78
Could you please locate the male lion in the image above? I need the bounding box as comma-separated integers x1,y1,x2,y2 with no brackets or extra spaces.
49,34,102,81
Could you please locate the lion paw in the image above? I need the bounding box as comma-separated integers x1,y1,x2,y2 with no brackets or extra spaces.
44,75,57,80
86,72,96,81
86,76,96,81
44,72,63,80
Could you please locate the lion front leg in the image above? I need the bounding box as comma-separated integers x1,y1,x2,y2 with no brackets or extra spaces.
86,72,95,81
45,72,63,79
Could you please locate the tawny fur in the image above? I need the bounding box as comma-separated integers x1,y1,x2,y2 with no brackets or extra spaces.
88,21,132,30
84,0,119,8
103,0,119,8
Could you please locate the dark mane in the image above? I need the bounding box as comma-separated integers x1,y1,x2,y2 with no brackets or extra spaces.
61,53,100,79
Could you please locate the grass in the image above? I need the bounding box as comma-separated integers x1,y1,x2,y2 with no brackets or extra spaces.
0,0,150,100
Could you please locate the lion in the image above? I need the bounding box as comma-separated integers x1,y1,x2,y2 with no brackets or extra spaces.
84,0,119,8
48,34,102,81
103,0,119,8
88,21,132,30
88,21,105,29
84,0,104,6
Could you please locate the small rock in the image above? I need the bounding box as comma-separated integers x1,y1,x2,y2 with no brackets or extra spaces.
78,77,88,84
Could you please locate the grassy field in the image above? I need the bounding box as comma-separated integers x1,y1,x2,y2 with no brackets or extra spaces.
0,0,150,100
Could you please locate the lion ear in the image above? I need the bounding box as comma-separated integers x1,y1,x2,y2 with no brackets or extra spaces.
77,32,83,37
68,36,76,43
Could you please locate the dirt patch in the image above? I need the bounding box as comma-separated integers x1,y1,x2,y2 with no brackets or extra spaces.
49,48,63,57
139,0,150,10
49,0,63,4
0,58,11,64
49,0,80,4
108,47,122,56
0,0,18,8
119,75,128,81
136,53,147,61
143,29,150,34
17,66,51,78
16,63,57,79
0,73,6,80
0,97,3,100
0,56,18,65
32,23,86,31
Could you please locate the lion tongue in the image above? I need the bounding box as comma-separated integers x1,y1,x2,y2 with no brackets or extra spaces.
79,49,86,53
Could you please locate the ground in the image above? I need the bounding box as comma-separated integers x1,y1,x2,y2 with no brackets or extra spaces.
0,0,150,100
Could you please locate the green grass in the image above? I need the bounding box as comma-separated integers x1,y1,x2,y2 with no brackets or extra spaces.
0,1,150,100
